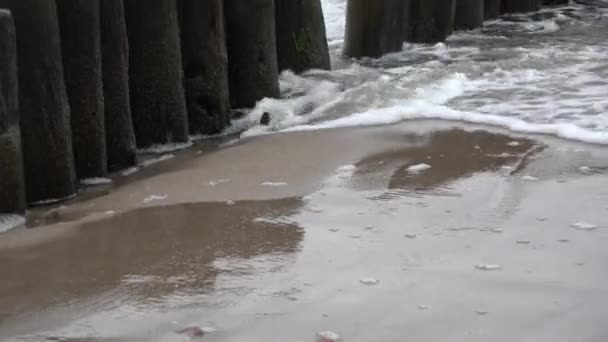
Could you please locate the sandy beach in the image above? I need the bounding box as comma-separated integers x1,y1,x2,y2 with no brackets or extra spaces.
1,121,607,341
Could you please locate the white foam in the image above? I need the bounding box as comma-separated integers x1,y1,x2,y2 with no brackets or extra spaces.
140,154,174,167
137,141,192,154
0,214,25,233
81,177,112,186
142,194,168,204
261,181,288,187
120,167,139,176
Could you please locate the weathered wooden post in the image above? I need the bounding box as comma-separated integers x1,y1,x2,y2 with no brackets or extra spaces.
411,0,457,43
484,0,502,20
178,0,231,135
224,0,280,109
0,10,25,214
543,0,567,5
455,0,484,30
0,0,78,204
57,0,107,179
275,0,331,72
402,0,413,43
100,0,137,171
501,0,541,13
344,0,406,58
124,0,189,148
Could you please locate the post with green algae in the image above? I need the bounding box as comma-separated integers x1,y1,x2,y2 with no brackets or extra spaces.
124,0,189,148
57,0,107,179
100,0,137,172
410,0,457,43
0,0,78,204
0,10,25,214
455,0,484,30
275,0,331,72
178,0,232,135
344,0,408,58
224,0,280,109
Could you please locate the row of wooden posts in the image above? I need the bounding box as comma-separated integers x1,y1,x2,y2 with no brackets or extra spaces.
0,0,569,216
345,0,569,58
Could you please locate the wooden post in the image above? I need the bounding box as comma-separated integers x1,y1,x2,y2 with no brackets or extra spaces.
402,0,413,43
178,0,231,135
484,0,502,20
344,0,406,58
0,10,25,214
124,0,189,148
275,0,331,72
100,0,137,171
224,0,280,109
543,0,567,5
455,0,484,30
57,0,107,179
501,0,541,13
411,0,457,43
0,0,78,204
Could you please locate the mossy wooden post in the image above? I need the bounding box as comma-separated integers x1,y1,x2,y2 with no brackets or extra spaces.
100,0,137,171
275,0,330,72
57,0,107,179
484,0,501,20
0,0,78,204
178,0,231,135
224,0,280,109
411,0,456,43
455,0,484,30
501,0,541,13
344,0,406,58
124,0,189,148
0,10,25,214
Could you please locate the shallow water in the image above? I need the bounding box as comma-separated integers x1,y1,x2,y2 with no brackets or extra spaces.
235,0,608,144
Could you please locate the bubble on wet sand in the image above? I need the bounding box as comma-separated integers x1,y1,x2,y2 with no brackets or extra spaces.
507,141,521,147
225,200,236,206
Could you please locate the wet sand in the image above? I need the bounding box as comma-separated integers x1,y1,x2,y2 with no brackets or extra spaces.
1,121,608,341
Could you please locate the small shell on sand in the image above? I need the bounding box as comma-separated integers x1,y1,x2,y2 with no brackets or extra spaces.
176,326,205,338
316,331,340,342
